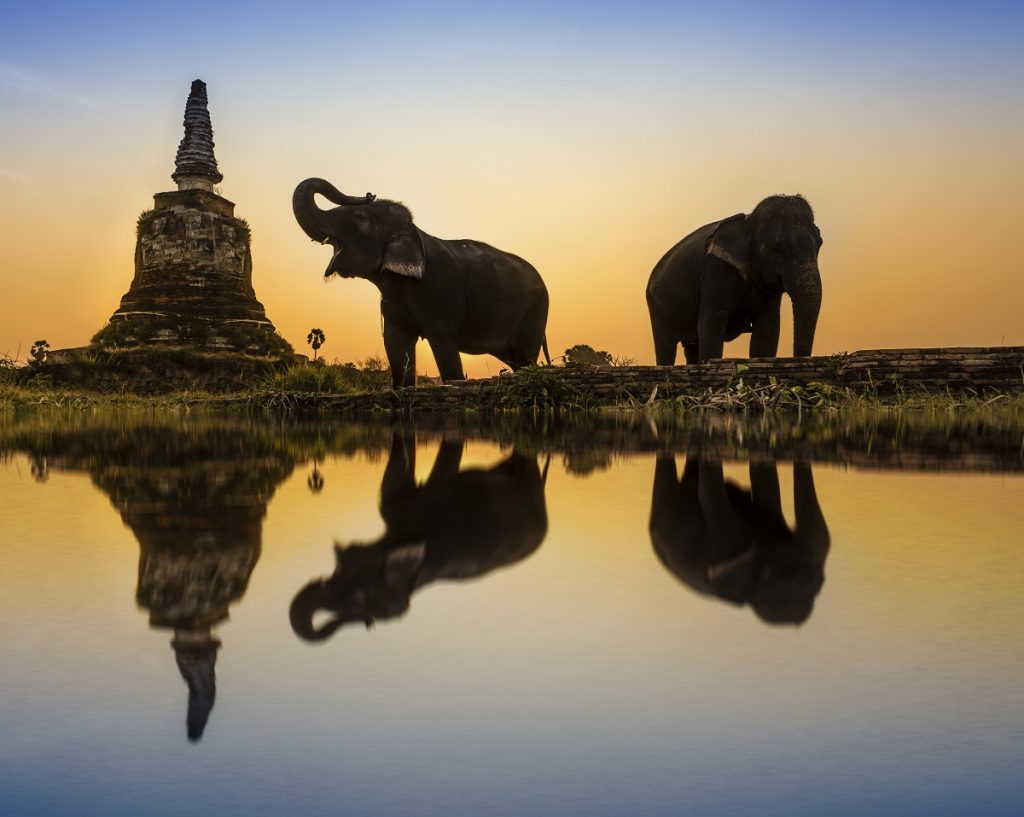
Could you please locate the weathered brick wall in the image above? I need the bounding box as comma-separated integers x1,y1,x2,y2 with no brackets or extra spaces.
294,346,1024,412
835,347,1024,391
128,204,259,320
92,189,291,356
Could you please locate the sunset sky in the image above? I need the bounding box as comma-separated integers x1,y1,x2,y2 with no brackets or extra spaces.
2,1,1022,376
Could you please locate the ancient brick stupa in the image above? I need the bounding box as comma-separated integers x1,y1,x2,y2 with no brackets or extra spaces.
92,79,292,357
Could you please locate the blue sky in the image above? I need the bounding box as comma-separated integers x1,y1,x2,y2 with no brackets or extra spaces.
2,0,1023,367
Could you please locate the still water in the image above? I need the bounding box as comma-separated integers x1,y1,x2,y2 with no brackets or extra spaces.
1,412,1022,817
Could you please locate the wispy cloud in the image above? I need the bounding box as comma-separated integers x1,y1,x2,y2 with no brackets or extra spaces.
0,63,122,112
0,168,36,186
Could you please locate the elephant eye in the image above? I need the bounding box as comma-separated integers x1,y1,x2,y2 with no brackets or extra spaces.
770,243,786,258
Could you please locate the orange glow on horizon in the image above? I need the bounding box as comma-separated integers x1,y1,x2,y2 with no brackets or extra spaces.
2,53,1022,376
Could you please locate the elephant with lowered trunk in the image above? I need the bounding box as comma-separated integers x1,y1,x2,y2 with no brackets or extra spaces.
649,456,831,625
646,195,823,364
293,178,550,387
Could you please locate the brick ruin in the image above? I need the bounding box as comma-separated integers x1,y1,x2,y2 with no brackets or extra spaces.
260,346,1024,412
92,80,292,357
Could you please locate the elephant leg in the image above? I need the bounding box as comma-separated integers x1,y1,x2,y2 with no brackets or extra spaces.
697,461,749,556
749,462,788,535
749,296,782,358
792,462,830,551
509,301,548,369
649,455,681,536
381,433,416,506
697,310,728,362
384,322,417,388
683,343,700,365
698,460,756,599
427,336,466,382
503,342,542,370
499,352,524,371
426,439,464,485
651,318,678,366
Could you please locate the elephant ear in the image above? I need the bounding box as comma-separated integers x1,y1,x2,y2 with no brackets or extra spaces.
383,231,425,279
705,213,751,280
385,542,426,586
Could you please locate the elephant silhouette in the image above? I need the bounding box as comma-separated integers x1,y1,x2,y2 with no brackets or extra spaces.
290,433,549,641
649,455,830,624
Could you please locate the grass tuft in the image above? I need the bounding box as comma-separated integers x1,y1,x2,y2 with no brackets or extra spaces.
487,365,592,411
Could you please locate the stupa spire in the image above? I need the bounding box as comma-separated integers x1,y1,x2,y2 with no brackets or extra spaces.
172,79,223,192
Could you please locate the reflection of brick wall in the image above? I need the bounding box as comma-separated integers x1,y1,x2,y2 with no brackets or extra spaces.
138,545,260,629
94,454,294,628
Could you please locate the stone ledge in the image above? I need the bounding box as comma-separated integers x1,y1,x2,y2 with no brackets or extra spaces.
153,189,235,216
283,346,1024,413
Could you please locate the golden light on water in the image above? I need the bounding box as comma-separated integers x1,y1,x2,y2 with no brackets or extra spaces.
2,412,1023,812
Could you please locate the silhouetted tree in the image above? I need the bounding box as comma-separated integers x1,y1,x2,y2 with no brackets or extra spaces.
361,354,388,372
29,339,49,367
307,463,325,494
564,344,612,366
306,328,326,362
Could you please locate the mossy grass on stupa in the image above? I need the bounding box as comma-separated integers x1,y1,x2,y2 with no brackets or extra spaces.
4,347,292,398
92,311,293,358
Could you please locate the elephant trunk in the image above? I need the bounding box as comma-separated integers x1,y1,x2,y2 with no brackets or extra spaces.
787,265,822,357
292,177,374,244
289,581,343,642
292,178,337,244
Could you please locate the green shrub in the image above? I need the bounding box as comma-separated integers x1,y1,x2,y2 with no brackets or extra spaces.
29,340,49,367
492,366,590,410
564,344,612,366
263,363,356,394
0,353,20,386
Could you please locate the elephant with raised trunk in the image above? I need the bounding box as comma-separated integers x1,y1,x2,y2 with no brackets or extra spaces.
293,178,550,387
289,433,549,641
646,195,823,364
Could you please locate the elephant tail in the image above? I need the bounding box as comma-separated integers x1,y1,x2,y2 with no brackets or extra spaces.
541,335,551,366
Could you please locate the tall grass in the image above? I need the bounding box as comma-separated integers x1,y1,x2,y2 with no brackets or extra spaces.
260,362,390,395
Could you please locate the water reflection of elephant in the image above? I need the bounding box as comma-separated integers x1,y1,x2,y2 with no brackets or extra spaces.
290,433,549,641
649,455,830,624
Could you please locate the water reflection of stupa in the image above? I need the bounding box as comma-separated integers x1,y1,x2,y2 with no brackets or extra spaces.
7,422,296,742
130,509,263,742
93,433,292,741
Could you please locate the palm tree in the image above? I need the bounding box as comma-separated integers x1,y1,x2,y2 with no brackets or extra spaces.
306,328,326,362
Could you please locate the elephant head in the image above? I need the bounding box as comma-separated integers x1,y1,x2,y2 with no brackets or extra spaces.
289,541,426,642
705,195,823,356
292,177,425,282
